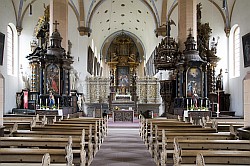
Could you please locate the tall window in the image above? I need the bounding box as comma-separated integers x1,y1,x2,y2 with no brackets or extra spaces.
7,25,14,75
233,26,240,77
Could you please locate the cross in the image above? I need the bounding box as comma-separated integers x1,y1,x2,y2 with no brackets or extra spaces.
53,20,59,31
188,28,193,35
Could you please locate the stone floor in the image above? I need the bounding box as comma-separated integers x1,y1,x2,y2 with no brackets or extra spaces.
90,123,156,166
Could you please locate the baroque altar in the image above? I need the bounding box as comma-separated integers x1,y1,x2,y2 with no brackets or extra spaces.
16,6,81,115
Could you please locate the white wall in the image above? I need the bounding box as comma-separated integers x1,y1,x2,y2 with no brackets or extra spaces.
1,0,250,117
68,4,91,96
0,1,19,113
229,0,250,116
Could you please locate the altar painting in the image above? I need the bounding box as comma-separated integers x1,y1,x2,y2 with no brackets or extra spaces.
186,67,202,97
117,66,129,87
46,64,59,94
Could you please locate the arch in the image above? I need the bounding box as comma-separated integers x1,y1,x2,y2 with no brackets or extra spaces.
7,23,18,76
167,0,228,35
86,0,159,31
229,24,240,78
167,0,177,20
100,30,145,64
19,0,80,32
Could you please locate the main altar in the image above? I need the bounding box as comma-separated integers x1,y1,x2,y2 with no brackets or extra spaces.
85,32,160,118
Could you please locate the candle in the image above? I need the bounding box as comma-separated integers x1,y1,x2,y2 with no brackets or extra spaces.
46,98,48,108
40,98,42,109
191,99,192,105
206,100,208,108
58,98,60,109
201,99,203,107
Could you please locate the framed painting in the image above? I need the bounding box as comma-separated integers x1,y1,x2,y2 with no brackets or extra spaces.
242,32,250,68
186,67,202,97
87,46,94,74
46,64,60,94
117,66,129,87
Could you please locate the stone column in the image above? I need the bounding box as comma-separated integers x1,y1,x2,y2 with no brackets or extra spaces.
178,0,197,51
50,0,68,50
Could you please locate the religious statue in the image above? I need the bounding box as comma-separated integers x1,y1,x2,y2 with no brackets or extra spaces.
166,19,176,37
216,69,223,91
70,69,78,90
41,153,50,166
49,91,55,108
22,73,30,90
16,93,23,109
76,93,85,111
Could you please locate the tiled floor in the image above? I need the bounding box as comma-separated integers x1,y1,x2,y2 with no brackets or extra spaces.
90,127,156,166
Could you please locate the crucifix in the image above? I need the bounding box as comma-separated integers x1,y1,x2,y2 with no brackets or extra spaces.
53,20,59,31
188,28,193,35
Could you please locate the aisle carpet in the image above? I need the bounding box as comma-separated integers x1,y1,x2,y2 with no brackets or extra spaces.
90,120,155,166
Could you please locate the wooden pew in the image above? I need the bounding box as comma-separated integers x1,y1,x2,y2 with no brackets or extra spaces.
1,129,92,165
0,135,87,165
142,119,189,145
175,149,250,165
10,126,98,155
0,153,68,166
147,123,217,155
162,136,250,165
151,126,217,165
139,116,179,141
31,122,101,151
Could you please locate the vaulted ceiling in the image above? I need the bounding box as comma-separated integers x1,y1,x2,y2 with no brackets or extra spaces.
11,0,236,59
88,0,159,57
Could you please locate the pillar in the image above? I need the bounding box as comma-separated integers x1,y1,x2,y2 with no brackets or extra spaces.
50,0,68,51
178,0,197,51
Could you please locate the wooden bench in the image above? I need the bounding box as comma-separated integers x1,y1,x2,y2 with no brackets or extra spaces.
0,136,91,165
143,119,192,145
176,149,250,165
148,124,217,153
0,134,89,165
160,135,250,165
10,125,99,154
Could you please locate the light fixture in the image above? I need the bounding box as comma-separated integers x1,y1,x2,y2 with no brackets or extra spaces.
222,0,226,10
29,3,32,16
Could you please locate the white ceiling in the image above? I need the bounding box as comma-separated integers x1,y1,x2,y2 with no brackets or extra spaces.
90,0,158,54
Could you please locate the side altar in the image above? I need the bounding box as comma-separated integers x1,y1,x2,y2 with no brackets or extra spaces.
15,7,83,116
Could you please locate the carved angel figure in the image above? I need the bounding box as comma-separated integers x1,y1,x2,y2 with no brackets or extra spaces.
41,153,50,166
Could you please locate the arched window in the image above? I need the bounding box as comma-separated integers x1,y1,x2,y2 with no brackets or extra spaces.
233,26,240,77
6,25,14,75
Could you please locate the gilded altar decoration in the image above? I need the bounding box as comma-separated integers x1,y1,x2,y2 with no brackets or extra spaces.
86,76,109,104
137,77,160,104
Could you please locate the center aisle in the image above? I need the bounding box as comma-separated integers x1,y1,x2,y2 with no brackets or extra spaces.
90,123,156,166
